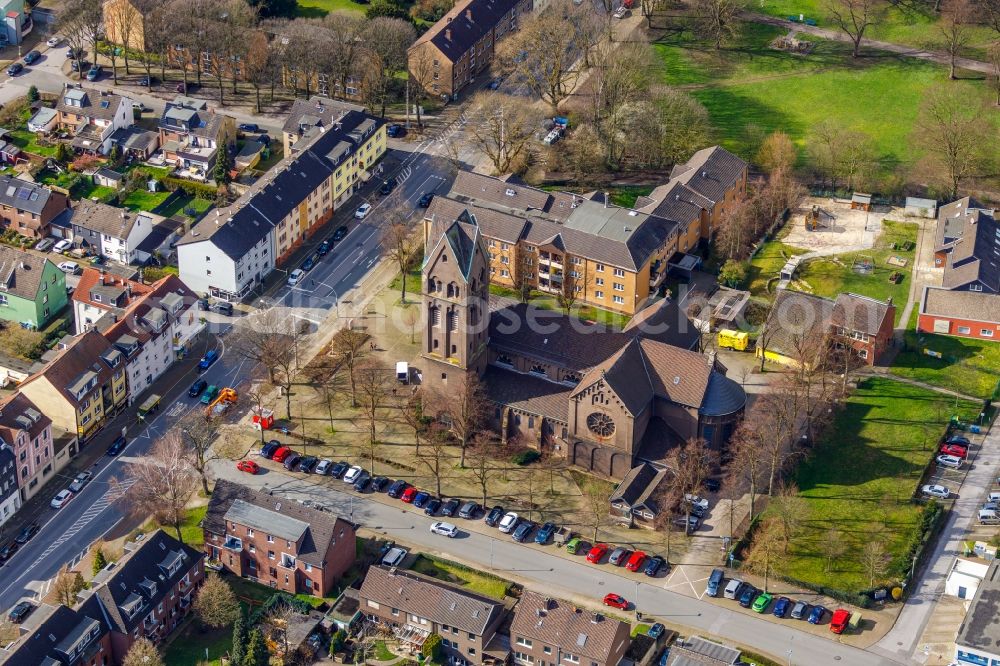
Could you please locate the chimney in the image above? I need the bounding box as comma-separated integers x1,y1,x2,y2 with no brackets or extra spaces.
466,8,472,20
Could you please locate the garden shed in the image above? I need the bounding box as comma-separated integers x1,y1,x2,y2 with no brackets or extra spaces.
851,193,873,211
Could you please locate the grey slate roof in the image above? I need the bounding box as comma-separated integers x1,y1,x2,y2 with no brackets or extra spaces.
830,292,893,335
282,96,365,138
700,372,746,417
942,208,1000,292
921,286,1000,325
758,290,835,360
413,0,516,63
360,566,505,635
957,559,1000,654
0,176,54,215
610,463,666,512
668,145,748,204
71,199,142,239
483,364,571,422
56,88,128,122
0,245,53,300
225,498,310,543
1,605,108,666
511,591,632,665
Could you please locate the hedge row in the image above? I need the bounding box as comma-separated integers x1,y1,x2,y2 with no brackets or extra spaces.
161,176,220,198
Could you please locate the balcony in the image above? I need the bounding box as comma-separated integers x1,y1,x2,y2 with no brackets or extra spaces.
223,536,243,552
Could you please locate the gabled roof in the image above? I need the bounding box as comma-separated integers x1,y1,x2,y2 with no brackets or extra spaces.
72,267,152,318
610,463,666,511
70,199,150,240
668,145,748,204
2,605,108,666
830,292,893,335
56,88,128,122
0,392,51,444
360,566,505,635
281,96,364,138
942,207,1000,292
571,339,655,416
921,286,1000,325
0,245,55,300
511,591,631,664
0,175,55,216
411,0,516,63
483,364,571,422
204,480,354,567
101,274,193,347
19,330,120,407
758,290,835,360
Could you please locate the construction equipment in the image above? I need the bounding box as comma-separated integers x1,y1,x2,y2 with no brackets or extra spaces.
206,387,237,417
717,329,749,351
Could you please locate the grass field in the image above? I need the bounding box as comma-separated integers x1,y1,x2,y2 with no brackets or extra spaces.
8,128,59,157
121,188,172,211
157,194,214,220
142,505,207,549
892,329,1000,400
781,377,980,591
411,554,512,600
488,283,632,329
792,220,917,324
746,240,807,297
653,24,991,172
295,0,365,17
164,619,231,666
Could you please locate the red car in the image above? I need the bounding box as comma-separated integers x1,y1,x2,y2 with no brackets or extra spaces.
587,543,609,564
236,460,259,474
830,608,851,634
272,446,292,463
625,550,647,572
603,593,628,610
401,487,418,503
940,443,968,458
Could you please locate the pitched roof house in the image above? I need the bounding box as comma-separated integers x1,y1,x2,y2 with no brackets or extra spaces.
510,591,632,666
203,480,356,596
69,199,166,264
933,197,999,293
0,244,68,328
918,286,1000,341
158,96,236,175
0,438,19,529
0,392,58,503
55,87,134,155
0,604,113,666
610,462,668,526
72,267,153,334
0,175,71,239
281,96,365,154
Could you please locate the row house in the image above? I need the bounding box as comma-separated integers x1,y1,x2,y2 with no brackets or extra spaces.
80,530,205,661
177,109,385,300
359,566,508,665
510,591,632,666
0,440,19,527
0,175,70,239
19,329,128,444
0,393,62,503
281,96,365,155
157,97,236,179
408,0,534,100
69,200,171,265
55,86,134,155
72,268,153,334
203,480,355,596
1,604,113,666
0,244,68,329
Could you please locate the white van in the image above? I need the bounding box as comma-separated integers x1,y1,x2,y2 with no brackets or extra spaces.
723,578,744,600
987,492,1000,503
979,509,1000,524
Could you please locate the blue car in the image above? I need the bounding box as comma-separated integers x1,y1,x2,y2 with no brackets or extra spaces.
107,436,127,456
386,124,405,137
535,522,556,544
198,349,218,371
648,623,665,640
424,498,442,515
807,605,826,624
317,240,331,256
260,441,280,458
772,597,791,618
413,491,431,508
301,256,316,271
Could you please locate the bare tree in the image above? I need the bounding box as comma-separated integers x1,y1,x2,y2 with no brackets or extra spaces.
586,42,654,169
822,528,847,572
401,392,427,455
114,430,198,543
107,0,144,75
826,0,885,58
137,1,170,89
989,40,1000,106
581,480,613,542
861,540,890,587
665,438,717,535
435,375,487,467
356,360,389,473
465,92,544,175
756,131,796,173
363,17,416,117
382,211,417,302
693,0,744,48
57,0,95,80
768,482,810,553
653,482,682,561
178,415,220,495
939,0,973,80
231,308,301,418
330,328,368,407
742,518,785,592
728,417,768,521
324,11,368,100
419,423,451,497
243,30,275,113
468,436,498,505
265,602,298,659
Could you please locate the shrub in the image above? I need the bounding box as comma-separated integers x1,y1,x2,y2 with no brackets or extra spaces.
719,259,747,288
27,85,39,103
162,176,220,198
511,450,541,466
422,633,442,661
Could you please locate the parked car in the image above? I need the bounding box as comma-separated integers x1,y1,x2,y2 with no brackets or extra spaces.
648,623,665,640
51,489,73,509
68,472,92,493
703,478,721,492
272,447,293,463
752,592,772,613
485,506,505,527
381,546,407,567
706,569,725,597
738,586,758,608
200,385,219,405
23,50,41,65
625,551,648,572
317,240,331,256
430,521,458,537
46,35,61,47
7,601,34,623
6,63,23,76
830,608,851,634
773,597,791,618
211,301,233,316
283,454,303,471
940,443,968,458
608,546,630,566
71,59,89,73
138,76,154,87
15,522,39,544
35,238,54,252
237,460,259,474
287,268,304,286
301,255,316,272
379,180,396,196
386,124,405,137
355,203,372,219
239,123,260,133
587,543,609,564
418,192,434,207
565,537,583,555
343,465,364,484
603,594,628,610
498,512,519,533
298,456,319,473
329,461,350,479
807,605,827,624
723,579,744,600
353,474,371,492
198,350,218,371
487,78,501,90
459,501,480,518
260,441,281,458
315,459,332,475
644,555,667,577
53,239,73,253
371,476,390,492
921,484,950,499
440,498,460,517
66,47,83,59
613,5,630,17
86,64,103,81
791,600,810,620
58,261,80,274
946,435,972,446
673,515,700,531
0,541,18,563
535,522,557,545
512,521,534,542
107,435,127,456
423,498,442,515
387,480,408,498
936,454,964,469
684,494,710,511
188,379,208,397
400,487,418,503
333,225,349,241
412,491,431,508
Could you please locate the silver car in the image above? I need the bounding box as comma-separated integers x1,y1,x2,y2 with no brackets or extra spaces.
68,471,92,493
609,547,630,566
791,600,809,619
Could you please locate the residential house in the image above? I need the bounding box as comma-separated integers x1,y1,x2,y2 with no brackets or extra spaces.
0,175,71,239
408,0,534,100
79,530,205,660
177,109,385,300
27,106,58,133
933,197,999,293
510,591,632,666
955,560,1000,666
0,441,19,528
359,566,508,664
102,275,201,404
72,268,153,334
0,604,113,666
918,286,1000,342
69,199,165,264
18,329,128,443
158,97,236,178
108,126,160,160
609,463,667,527
55,87,134,155
203,479,356,596
756,289,895,367
0,392,59,502
0,0,32,47
281,96,364,155
0,245,68,329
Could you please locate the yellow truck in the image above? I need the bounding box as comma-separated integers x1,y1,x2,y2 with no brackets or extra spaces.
717,329,749,351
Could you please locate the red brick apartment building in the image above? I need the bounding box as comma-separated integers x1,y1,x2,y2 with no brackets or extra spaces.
203,480,356,597
918,286,1000,341
2,605,113,666
510,591,632,666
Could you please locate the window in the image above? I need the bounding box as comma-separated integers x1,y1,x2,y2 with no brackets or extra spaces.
613,296,624,304
595,278,604,286
544,647,552,655
613,268,625,277
516,637,533,648
858,349,868,359
564,655,580,664
958,326,971,334
982,329,994,337
613,282,624,291
970,284,983,292
367,600,380,610
595,290,604,299
595,263,604,272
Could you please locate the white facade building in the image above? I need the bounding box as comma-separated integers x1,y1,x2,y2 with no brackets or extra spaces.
0,443,20,529
947,557,990,600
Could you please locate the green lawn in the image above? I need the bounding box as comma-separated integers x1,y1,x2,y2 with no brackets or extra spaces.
34,168,117,202
374,640,397,661
609,186,654,209
121,188,172,211
780,377,980,592
410,554,512,600
295,0,365,17
746,240,807,297
653,24,992,173
8,128,59,157
488,284,632,329
164,619,231,666
142,505,206,549
892,330,1000,400
791,221,917,324
157,194,214,220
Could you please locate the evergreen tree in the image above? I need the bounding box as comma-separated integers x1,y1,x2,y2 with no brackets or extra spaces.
27,85,39,103
91,547,107,576
244,628,268,666
213,150,232,185
231,604,248,665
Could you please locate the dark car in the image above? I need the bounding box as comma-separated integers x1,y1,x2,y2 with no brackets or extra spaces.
487,78,501,90
23,50,41,65
138,75,155,86
644,555,667,577
947,435,972,446
371,476,390,492
379,179,396,196
283,454,303,471
298,456,319,473
66,47,84,59
387,479,408,498
648,623,665,640
535,522,557,544
211,301,233,316
188,379,208,397
260,440,281,458
86,64,103,81
440,498,460,517
418,192,434,208
332,225,349,242
239,123,260,133
71,59,89,72
198,350,218,371
413,491,431,508
329,461,350,479
258,133,271,145
773,596,792,618
386,124,405,137
15,522,39,545
458,501,480,519
738,586,758,608
807,605,827,624
6,63,23,76
301,255,316,271
317,240,331,256
354,474,371,492
107,435,127,456
8,601,34,623
512,521,534,542
485,505,505,527
0,541,18,562
703,478,721,492
424,498,442,515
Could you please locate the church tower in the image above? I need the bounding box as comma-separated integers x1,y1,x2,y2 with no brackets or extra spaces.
420,210,490,398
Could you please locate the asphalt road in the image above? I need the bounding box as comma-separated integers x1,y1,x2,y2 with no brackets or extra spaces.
210,460,907,666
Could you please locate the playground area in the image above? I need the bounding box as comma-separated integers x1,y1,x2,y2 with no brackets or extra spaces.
783,196,891,256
